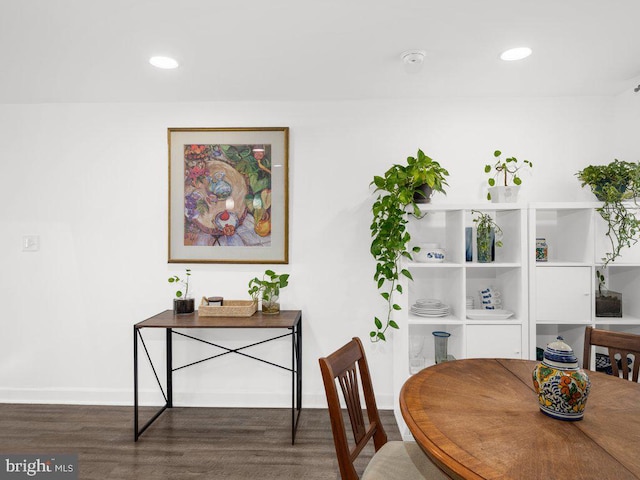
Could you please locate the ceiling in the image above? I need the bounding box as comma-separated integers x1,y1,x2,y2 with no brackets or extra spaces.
2,0,640,104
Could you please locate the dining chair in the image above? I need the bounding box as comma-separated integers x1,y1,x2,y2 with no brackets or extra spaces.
583,326,640,382
319,337,449,480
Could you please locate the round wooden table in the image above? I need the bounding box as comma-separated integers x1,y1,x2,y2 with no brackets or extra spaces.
400,358,640,480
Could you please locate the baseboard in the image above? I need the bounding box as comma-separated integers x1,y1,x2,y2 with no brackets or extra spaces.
0,388,349,409
394,406,415,441
0,387,136,406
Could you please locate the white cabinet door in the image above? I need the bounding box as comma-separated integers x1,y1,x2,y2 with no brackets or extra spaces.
535,267,591,322
466,324,522,359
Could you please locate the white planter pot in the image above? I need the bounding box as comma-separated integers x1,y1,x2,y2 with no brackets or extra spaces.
488,185,520,203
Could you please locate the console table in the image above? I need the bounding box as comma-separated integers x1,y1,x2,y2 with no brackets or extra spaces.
133,309,302,443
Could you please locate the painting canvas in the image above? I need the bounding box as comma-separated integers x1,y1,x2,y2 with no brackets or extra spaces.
168,127,289,263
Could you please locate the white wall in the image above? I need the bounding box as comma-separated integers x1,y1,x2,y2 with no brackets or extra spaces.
0,95,631,409
612,80,640,159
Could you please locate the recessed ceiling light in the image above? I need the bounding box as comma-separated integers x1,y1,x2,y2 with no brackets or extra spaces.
149,56,179,69
500,47,532,61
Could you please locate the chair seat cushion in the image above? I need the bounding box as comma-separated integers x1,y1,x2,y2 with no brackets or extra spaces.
362,441,449,480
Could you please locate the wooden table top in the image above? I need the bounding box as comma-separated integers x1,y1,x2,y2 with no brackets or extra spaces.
135,309,301,329
400,358,640,480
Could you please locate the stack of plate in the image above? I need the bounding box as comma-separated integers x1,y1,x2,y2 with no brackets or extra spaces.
466,309,514,320
411,298,450,317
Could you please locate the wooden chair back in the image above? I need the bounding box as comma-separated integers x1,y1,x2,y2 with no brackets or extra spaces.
319,337,388,480
583,326,640,382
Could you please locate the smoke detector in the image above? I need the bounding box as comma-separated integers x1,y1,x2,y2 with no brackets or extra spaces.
400,50,426,73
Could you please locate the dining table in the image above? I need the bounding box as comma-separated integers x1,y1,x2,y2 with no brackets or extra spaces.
400,358,640,480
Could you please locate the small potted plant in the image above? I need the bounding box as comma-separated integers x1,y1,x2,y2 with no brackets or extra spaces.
168,268,194,314
405,149,450,204
595,270,622,317
576,161,640,268
576,159,639,202
485,150,533,202
369,149,449,342
248,269,290,314
471,210,503,263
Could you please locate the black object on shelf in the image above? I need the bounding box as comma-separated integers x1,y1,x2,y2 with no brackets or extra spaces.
595,352,633,376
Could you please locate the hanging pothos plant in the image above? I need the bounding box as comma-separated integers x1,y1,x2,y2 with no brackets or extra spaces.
576,160,640,290
369,150,449,342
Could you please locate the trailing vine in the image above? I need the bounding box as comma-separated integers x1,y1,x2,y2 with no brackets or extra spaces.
369,150,449,342
577,160,640,290
599,201,640,264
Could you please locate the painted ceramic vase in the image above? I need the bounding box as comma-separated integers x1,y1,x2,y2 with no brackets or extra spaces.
210,171,232,199
532,336,591,421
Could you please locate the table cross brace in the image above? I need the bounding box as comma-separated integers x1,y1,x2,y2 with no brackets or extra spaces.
172,330,294,373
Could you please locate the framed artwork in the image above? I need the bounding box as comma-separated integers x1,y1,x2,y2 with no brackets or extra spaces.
168,127,289,263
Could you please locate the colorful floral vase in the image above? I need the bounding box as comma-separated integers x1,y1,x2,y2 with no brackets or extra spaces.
532,336,591,421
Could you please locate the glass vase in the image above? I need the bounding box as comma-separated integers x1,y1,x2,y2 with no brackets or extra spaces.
173,298,195,315
262,291,280,314
433,331,451,364
477,228,494,263
595,290,622,317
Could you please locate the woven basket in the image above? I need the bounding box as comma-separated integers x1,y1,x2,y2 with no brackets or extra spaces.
198,297,257,317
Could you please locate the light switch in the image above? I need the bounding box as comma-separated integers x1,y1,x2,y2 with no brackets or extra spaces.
23,235,40,252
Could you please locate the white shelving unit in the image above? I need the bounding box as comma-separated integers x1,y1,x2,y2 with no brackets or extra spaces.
393,201,640,437
393,201,640,438
392,204,528,438
528,202,640,368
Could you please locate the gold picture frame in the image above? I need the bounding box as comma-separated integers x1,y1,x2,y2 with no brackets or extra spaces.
168,127,289,263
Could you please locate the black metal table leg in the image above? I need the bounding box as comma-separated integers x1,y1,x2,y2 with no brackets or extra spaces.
290,316,303,444
291,324,295,444
133,327,170,441
297,316,302,412
297,316,302,411
134,326,139,441
166,328,173,408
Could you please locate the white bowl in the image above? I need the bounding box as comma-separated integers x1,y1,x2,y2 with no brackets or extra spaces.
415,243,446,263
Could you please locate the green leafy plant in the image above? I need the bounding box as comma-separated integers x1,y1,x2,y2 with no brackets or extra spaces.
576,159,639,202
168,268,191,298
369,149,449,342
472,210,503,262
248,269,290,304
485,150,533,200
577,160,640,289
408,150,450,202
472,211,504,245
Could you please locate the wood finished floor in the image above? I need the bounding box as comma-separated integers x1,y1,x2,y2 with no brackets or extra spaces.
0,404,403,479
